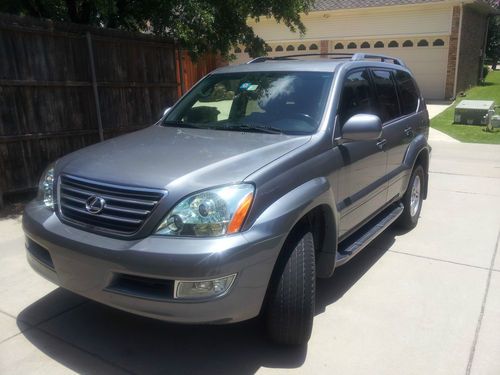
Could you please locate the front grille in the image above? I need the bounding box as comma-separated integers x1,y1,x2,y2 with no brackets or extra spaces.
58,174,164,235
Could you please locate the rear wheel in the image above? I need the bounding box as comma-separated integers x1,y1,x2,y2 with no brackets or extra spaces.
397,165,424,229
265,231,315,346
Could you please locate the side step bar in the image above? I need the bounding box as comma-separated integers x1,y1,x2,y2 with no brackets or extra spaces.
336,203,404,266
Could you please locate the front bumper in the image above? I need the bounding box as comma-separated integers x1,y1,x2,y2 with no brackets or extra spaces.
22,201,284,324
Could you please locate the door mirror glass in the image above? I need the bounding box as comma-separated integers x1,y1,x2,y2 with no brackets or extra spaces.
341,114,382,141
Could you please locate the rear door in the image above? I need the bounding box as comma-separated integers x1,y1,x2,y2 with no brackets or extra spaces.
336,69,388,239
370,69,417,202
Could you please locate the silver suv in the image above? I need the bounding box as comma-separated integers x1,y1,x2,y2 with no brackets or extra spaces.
23,53,430,345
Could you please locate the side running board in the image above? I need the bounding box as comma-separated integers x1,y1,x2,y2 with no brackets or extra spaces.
336,203,404,266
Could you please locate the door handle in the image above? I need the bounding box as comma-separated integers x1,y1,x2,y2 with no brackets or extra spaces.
404,127,414,137
376,139,387,150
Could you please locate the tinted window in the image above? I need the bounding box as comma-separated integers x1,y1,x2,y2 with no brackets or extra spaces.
338,70,376,125
371,70,400,123
395,70,419,115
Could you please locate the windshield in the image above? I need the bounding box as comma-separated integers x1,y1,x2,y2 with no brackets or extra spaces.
163,71,334,135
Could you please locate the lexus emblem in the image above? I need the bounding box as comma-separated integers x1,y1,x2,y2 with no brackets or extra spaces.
85,195,106,214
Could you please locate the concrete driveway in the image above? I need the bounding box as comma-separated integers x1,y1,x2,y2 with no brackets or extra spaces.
1,139,499,375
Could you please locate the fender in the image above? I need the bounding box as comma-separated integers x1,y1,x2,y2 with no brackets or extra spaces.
401,134,431,199
244,177,338,278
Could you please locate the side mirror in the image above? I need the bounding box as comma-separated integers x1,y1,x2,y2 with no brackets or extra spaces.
163,107,172,117
341,114,382,141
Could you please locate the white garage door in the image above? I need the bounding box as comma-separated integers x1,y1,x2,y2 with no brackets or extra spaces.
233,45,449,100
373,47,449,99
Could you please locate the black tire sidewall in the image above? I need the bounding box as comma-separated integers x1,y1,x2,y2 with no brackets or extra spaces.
265,231,315,345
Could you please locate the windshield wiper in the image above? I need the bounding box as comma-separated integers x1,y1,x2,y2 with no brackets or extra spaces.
225,123,283,134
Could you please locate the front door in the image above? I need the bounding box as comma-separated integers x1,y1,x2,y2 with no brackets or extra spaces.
335,69,388,239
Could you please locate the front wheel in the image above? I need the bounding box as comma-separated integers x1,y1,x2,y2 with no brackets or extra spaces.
265,231,315,346
397,165,424,229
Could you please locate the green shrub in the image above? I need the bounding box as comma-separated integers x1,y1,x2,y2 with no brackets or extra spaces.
483,65,489,80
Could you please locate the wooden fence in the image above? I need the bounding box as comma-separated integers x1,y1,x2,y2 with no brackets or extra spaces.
176,51,227,96
0,14,178,203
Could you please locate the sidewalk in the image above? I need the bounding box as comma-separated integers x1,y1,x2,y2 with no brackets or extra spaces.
427,102,460,143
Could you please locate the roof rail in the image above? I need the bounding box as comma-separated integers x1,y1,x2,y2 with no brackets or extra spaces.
351,53,406,67
246,52,406,67
246,53,354,63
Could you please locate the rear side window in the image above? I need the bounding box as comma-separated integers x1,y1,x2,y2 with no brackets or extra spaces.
371,70,400,123
338,69,377,125
395,70,419,115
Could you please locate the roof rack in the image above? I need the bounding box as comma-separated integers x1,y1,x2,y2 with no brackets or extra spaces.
246,52,406,67
246,53,353,64
351,53,406,67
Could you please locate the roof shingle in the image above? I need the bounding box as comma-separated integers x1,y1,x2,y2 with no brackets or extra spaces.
312,0,450,11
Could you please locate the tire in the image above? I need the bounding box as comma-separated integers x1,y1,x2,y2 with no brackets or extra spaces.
397,165,424,230
265,231,315,346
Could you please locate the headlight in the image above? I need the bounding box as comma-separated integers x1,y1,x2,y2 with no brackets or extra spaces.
155,184,254,237
37,165,55,210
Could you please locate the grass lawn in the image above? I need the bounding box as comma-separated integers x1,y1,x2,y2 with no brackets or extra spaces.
430,70,500,144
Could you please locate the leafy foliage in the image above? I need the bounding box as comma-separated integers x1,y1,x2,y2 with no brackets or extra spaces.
1,0,313,58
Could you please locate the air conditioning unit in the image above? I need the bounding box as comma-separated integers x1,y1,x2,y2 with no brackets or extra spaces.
454,100,495,125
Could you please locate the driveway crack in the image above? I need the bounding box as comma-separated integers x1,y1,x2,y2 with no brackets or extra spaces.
465,228,500,375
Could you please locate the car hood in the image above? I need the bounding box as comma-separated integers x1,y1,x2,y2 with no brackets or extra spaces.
58,125,311,191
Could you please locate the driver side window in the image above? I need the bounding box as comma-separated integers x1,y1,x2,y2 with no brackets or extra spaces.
338,70,376,126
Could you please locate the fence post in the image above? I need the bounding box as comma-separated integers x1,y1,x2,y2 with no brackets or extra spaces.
178,48,186,95
86,32,104,142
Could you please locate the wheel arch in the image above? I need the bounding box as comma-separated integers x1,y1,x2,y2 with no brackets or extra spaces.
402,135,430,199
254,178,339,315
413,148,430,199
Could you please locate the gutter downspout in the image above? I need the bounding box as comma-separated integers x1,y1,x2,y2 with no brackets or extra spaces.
453,2,464,97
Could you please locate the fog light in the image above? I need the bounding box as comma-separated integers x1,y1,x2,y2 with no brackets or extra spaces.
174,274,236,300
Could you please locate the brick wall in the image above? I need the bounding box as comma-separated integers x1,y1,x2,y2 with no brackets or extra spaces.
320,40,328,56
445,5,488,98
445,5,461,99
455,6,488,94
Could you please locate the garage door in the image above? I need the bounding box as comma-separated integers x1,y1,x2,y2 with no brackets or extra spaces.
233,43,449,100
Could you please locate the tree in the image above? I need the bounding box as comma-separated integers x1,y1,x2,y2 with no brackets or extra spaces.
0,0,313,58
486,15,500,70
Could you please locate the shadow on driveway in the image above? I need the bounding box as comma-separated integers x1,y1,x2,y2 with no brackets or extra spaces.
17,229,399,374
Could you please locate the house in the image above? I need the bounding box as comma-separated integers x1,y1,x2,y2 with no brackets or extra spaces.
233,0,498,99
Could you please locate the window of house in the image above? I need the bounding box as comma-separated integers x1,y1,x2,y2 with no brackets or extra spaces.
371,70,400,123
374,41,384,48
275,45,283,52
338,70,376,125
417,39,429,47
347,42,357,49
334,43,344,50
309,43,319,50
265,45,272,52
286,45,295,51
361,42,370,49
403,40,413,47
388,41,399,48
433,39,445,46
394,70,419,115
298,44,306,51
